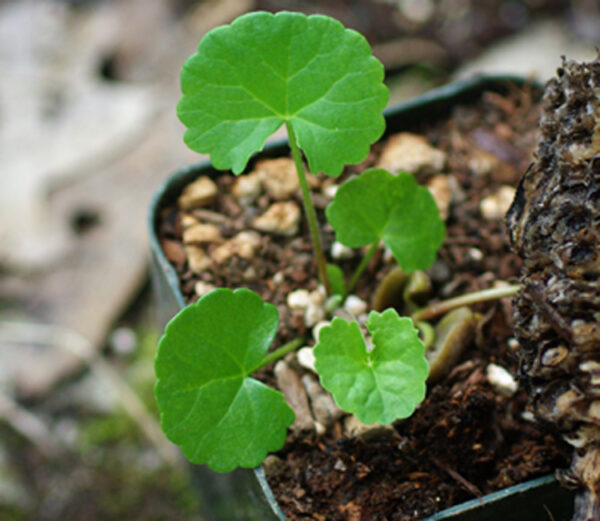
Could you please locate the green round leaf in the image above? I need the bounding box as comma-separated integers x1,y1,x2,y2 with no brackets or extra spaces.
314,309,428,424
154,288,294,472
325,168,445,272
178,11,388,175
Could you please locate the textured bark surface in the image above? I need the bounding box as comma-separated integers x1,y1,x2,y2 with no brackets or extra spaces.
507,55,600,521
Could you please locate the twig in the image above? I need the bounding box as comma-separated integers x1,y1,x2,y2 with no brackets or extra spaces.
430,455,483,504
0,321,182,469
543,504,556,521
412,284,520,322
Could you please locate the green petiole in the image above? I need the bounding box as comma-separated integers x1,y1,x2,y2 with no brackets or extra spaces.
286,122,331,296
412,284,520,322
345,240,379,297
251,336,306,373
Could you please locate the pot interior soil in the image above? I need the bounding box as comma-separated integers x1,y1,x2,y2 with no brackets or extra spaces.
156,81,570,520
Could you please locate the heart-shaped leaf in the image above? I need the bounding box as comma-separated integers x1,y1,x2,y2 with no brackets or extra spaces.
178,11,388,176
314,308,428,424
325,168,445,272
154,288,294,472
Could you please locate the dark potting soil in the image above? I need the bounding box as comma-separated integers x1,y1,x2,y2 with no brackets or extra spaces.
156,83,570,520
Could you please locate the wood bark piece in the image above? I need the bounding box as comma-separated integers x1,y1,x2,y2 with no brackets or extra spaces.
507,55,600,521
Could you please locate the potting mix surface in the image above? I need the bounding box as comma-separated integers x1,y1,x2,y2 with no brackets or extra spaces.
157,82,569,520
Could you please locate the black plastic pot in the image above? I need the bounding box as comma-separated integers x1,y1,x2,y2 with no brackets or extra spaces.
148,75,575,521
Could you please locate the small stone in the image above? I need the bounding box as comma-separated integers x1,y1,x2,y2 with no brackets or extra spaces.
486,363,518,396
231,171,263,203
182,223,222,244
184,245,212,273
480,185,516,221
262,455,283,477
302,374,343,428
334,459,347,472
236,231,261,257
468,148,499,176
332,307,353,321
446,175,466,203
177,176,218,210
467,247,483,262
426,174,452,220
160,238,186,266
180,214,199,229
399,0,434,23
312,320,331,342
273,271,285,285
287,289,311,310
274,361,314,432
314,422,327,436
376,132,446,174
253,201,301,236
344,295,368,316
211,231,261,264
309,288,326,306
305,304,325,327
254,158,299,200
194,281,216,297
521,411,536,422
331,241,354,260
343,415,396,441
323,183,338,199
296,347,316,372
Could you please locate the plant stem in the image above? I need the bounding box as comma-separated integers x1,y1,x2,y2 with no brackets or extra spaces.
415,320,435,350
253,336,306,372
346,240,379,297
285,122,331,295
412,284,520,322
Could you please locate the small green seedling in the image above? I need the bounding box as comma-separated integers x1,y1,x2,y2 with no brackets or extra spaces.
314,310,428,424
155,10,449,472
178,10,389,291
155,289,428,471
327,168,445,293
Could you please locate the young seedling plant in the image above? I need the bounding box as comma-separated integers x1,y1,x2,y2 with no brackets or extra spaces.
155,10,515,473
